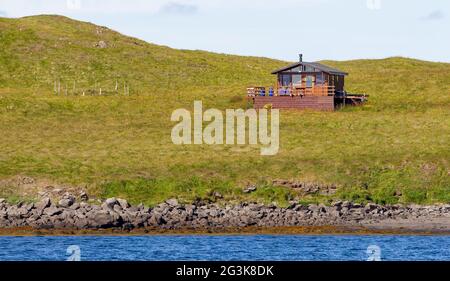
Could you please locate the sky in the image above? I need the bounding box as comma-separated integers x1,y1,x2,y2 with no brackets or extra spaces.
0,0,449,62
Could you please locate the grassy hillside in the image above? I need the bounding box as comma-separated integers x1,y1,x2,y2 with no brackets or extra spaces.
0,15,283,93
1,15,449,206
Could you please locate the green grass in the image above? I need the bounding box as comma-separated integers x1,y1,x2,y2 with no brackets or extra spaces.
0,15,449,206
99,177,297,207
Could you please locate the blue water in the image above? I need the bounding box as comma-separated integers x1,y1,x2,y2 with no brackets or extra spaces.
1,235,450,261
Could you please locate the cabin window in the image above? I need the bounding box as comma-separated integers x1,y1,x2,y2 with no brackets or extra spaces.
292,74,301,86
306,75,314,87
304,66,315,72
290,67,301,72
316,73,324,84
281,74,291,86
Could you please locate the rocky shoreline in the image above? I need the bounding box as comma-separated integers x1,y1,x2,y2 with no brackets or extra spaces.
1,192,450,233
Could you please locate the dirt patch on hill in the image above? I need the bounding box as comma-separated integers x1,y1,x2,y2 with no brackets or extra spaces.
0,175,89,202
272,179,338,196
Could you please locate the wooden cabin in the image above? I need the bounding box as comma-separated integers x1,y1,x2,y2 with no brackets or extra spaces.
248,54,366,110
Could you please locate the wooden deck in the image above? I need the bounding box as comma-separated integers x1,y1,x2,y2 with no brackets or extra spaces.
247,85,366,111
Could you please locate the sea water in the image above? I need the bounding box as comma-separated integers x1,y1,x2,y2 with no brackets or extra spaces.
0,235,449,261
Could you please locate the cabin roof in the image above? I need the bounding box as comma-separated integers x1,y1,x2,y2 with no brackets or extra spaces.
271,61,348,76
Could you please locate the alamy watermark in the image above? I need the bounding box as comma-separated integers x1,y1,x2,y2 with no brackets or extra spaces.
171,101,280,156
66,245,81,261
366,0,381,10
366,245,382,261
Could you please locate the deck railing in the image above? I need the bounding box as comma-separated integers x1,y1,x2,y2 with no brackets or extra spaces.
247,85,335,97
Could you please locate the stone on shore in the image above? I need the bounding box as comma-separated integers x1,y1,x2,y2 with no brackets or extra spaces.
36,198,51,211
166,198,179,207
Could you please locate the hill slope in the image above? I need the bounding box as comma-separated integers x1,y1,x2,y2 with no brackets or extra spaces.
0,15,449,206
0,15,284,93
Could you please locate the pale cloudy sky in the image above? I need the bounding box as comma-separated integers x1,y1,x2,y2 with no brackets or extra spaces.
0,0,449,62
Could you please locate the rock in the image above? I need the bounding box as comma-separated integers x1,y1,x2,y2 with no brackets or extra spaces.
44,207,62,216
342,201,351,208
58,198,75,208
117,198,130,209
37,191,50,198
79,191,89,202
17,206,30,217
80,202,90,208
166,198,179,207
308,204,319,212
192,198,210,206
332,201,343,207
209,209,219,217
113,204,123,213
212,192,223,199
36,198,51,211
95,40,108,48
127,206,139,213
102,198,118,210
20,176,35,184
75,218,89,229
130,213,150,227
88,211,115,227
287,201,298,209
0,198,6,204
24,203,35,212
364,203,378,213
105,197,118,206
293,204,308,212
70,203,80,210
331,210,342,217
318,204,327,213
120,222,134,230
243,185,257,193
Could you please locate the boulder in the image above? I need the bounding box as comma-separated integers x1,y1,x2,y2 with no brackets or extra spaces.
88,210,121,228
44,206,62,216
24,203,35,211
166,198,179,207
243,185,257,193
21,176,35,184
102,198,118,210
58,198,75,208
332,201,343,207
70,203,80,210
113,204,123,213
95,40,108,48
36,198,51,211
364,203,378,213
88,210,111,227
80,202,90,208
212,192,223,199
74,218,89,229
79,191,89,202
130,213,150,227
117,198,130,209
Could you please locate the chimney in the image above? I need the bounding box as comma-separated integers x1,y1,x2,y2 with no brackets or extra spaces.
299,54,303,62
